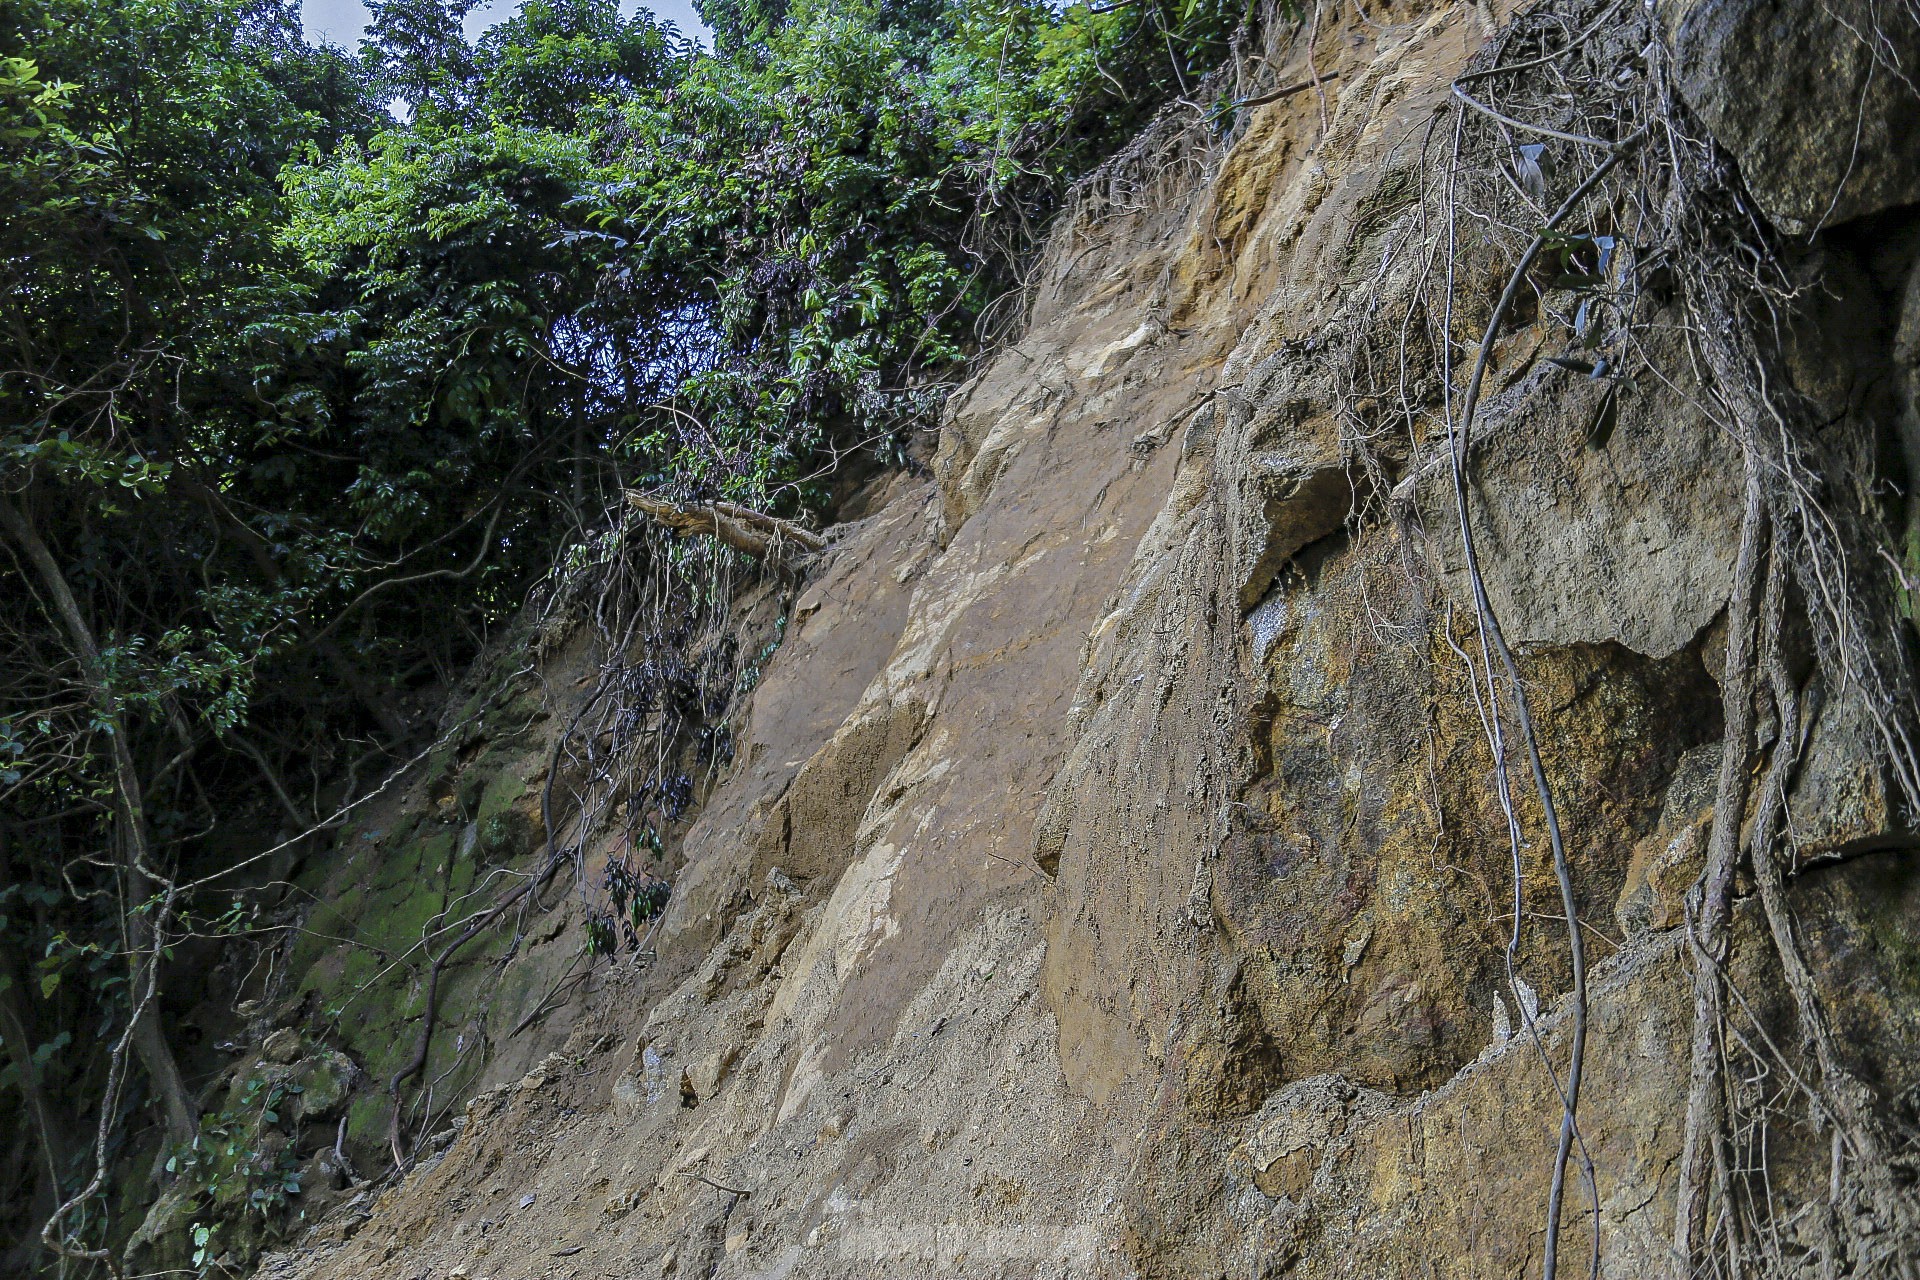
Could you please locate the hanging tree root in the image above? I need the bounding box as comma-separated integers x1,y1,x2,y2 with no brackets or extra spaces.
625,492,827,560
1663,75,1920,1271
1750,588,1915,1272
1675,455,1769,1267
1353,0,1920,1269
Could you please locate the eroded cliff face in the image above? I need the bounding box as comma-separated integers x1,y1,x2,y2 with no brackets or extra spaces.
247,0,1920,1275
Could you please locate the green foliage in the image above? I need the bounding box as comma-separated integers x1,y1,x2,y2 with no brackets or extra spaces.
160,1075,309,1274
553,0,1239,510
478,0,684,127
0,53,71,144
365,0,479,118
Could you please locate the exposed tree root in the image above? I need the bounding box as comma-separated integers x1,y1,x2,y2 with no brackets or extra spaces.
1677,457,1769,1268
1347,0,1920,1271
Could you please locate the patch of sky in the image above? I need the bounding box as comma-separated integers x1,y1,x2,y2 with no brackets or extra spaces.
299,0,712,50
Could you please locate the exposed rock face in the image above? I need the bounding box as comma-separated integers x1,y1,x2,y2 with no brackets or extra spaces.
256,0,1920,1277
1665,0,1920,233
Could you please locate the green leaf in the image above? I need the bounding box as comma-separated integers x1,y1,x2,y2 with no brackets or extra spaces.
1585,382,1620,451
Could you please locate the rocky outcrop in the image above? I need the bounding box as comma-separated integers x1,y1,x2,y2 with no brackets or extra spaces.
1665,0,1920,233
253,0,1920,1276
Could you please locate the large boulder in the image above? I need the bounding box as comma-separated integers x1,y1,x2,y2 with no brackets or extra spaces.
1665,0,1920,233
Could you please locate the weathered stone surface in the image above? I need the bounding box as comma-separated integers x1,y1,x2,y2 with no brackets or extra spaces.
1416,332,1744,660
1616,741,1720,933
1230,406,1355,609
1244,1075,1381,1201
126,1180,200,1276
1790,677,1919,858
1665,0,1920,233
290,1047,359,1122
262,1027,302,1064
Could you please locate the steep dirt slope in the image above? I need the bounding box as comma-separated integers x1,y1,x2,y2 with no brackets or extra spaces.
252,0,1920,1275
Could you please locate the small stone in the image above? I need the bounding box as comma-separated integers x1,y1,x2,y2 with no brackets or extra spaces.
291,1047,357,1120
686,1045,740,1100
1340,926,1372,977
262,1028,301,1064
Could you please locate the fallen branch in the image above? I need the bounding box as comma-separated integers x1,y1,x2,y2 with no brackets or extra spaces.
1209,69,1341,121
625,492,826,558
675,1170,751,1197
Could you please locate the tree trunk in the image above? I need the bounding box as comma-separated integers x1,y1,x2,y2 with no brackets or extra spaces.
0,496,199,1153
0,889,75,1274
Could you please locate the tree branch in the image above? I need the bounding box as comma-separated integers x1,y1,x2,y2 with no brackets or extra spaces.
0,493,198,1156
625,492,828,558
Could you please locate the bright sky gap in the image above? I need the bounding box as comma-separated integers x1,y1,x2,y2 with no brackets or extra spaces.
298,0,712,49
